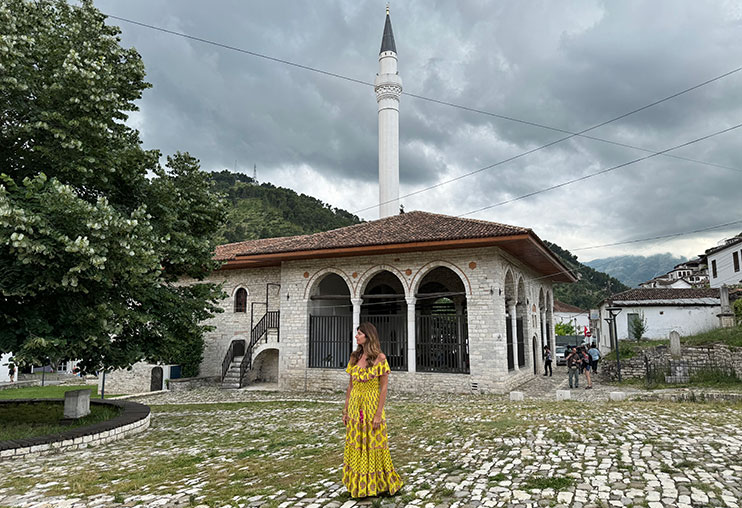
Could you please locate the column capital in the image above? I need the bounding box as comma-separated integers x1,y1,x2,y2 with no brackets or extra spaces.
351,298,364,306
405,296,416,305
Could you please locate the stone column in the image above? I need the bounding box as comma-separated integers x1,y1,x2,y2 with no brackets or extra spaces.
510,303,519,371
351,298,363,349
406,296,416,372
719,285,735,328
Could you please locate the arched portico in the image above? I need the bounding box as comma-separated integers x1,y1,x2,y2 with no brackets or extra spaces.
504,270,516,371
308,272,353,369
516,277,527,369
361,270,408,370
414,266,469,373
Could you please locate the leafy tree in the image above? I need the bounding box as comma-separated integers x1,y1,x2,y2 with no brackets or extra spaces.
628,312,647,341
554,322,576,336
0,0,226,376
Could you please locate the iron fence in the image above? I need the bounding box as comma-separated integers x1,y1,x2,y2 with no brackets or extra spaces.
363,314,407,371
416,314,469,373
309,315,353,369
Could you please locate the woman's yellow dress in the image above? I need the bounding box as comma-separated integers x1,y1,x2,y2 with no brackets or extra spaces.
343,359,403,498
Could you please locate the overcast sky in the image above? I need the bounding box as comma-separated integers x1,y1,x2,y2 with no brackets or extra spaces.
94,0,742,262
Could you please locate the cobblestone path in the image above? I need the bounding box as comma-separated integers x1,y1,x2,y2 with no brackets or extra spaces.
1,387,740,508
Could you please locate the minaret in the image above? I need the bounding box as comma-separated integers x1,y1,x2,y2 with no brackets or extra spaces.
375,6,402,218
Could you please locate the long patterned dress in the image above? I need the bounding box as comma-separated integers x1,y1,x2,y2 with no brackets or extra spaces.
342,359,403,498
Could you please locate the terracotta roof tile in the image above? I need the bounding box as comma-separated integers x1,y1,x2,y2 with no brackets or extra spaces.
609,288,720,302
214,211,529,261
553,300,587,313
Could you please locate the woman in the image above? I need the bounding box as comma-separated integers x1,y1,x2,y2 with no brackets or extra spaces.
342,322,403,498
543,345,552,377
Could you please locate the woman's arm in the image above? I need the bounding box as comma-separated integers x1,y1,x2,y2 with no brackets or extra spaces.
343,375,352,426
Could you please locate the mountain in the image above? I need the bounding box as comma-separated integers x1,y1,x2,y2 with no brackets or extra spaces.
585,254,686,288
208,171,622,309
544,242,630,309
209,170,362,243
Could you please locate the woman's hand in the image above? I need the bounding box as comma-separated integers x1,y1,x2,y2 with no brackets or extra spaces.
372,413,382,430
342,410,349,426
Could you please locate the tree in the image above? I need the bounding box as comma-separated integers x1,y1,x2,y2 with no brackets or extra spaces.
0,0,226,376
628,312,647,341
555,322,576,336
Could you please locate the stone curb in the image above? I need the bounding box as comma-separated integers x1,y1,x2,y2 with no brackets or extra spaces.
0,399,150,461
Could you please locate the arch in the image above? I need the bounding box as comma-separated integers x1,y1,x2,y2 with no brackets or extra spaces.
234,287,248,313
303,267,355,300
411,260,472,297
308,272,353,369
515,276,527,368
249,347,279,384
538,288,545,311
414,265,469,374
356,264,410,298
360,269,408,371
504,269,516,303
516,276,527,305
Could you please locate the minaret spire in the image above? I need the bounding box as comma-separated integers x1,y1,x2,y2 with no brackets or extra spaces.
375,7,402,218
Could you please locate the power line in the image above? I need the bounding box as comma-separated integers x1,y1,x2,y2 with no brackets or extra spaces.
571,219,742,251
94,9,742,214
458,121,742,218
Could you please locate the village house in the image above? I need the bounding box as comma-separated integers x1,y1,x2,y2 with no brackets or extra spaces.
597,288,722,348
705,234,742,288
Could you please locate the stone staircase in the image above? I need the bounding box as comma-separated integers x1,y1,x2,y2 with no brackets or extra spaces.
221,355,244,389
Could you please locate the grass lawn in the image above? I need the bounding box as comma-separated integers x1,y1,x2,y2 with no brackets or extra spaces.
0,401,122,441
683,326,742,348
0,384,123,400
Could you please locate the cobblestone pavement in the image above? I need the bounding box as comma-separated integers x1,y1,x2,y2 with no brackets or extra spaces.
1,380,741,508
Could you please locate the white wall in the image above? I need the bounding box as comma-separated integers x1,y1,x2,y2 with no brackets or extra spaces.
708,242,742,288
599,304,720,346
554,311,589,334
0,353,12,382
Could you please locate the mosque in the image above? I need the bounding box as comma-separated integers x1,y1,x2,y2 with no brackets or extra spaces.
194,9,576,394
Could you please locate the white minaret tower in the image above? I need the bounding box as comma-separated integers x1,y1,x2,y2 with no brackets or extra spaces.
375,7,402,218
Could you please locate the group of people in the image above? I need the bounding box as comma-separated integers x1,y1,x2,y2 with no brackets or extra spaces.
542,343,601,389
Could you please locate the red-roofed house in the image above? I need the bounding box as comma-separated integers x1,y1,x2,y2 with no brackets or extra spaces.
195,211,576,394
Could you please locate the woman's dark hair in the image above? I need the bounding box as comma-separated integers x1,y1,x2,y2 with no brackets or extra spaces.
349,322,383,366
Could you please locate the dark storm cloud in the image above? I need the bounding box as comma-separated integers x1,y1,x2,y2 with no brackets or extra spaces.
94,0,742,260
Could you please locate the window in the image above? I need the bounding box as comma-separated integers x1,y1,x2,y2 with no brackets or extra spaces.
734,251,740,273
712,259,717,278
234,288,247,313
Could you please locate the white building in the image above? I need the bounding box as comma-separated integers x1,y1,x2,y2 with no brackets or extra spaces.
553,300,589,334
598,288,722,349
1,353,13,382
706,235,742,288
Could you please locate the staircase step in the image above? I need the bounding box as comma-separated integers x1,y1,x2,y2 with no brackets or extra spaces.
221,383,240,389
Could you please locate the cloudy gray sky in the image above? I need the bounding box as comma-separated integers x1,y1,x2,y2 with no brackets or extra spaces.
94,0,742,262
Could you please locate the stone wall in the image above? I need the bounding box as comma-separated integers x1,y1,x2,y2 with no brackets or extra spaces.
100,363,174,395
198,245,557,394
168,376,221,392
600,343,742,381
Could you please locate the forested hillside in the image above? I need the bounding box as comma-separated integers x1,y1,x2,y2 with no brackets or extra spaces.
545,241,630,309
209,171,623,308
210,170,361,243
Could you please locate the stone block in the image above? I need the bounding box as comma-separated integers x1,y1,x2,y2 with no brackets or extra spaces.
509,391,524,401
669,330,681,358
556,390,571,401
63,389,91,419
610,391,626,401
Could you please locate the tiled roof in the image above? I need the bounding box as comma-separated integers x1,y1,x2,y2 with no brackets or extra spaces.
609,288,720,302
214,211,529,261
553,300,587,314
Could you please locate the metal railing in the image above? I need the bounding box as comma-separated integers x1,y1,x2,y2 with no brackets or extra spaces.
239,310,280,387
221,339,245,380
363,314,407,371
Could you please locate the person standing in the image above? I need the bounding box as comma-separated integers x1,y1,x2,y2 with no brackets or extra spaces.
543,345,553,377
343,322,403,498
566,347,581,389
588,343,601,374
7,360,15,383
581,346,593,389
